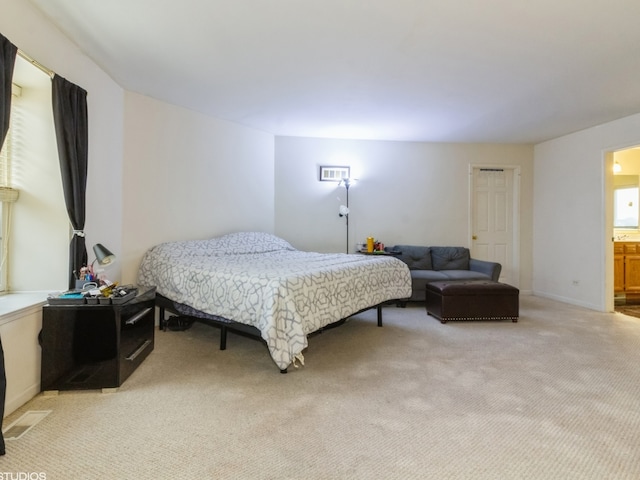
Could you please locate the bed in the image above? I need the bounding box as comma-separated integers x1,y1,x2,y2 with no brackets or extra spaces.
136,232,412,371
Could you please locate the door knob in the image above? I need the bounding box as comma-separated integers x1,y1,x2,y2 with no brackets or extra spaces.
472,235,478,240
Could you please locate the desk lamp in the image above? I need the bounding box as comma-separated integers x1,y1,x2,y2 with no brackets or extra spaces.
92,243,115,268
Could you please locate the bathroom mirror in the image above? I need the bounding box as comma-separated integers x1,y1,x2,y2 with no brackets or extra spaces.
614,175,639,229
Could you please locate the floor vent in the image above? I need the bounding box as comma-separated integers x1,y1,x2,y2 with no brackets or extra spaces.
3,410,52,440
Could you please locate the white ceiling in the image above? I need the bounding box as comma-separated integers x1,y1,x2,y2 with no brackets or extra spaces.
26,0,640,144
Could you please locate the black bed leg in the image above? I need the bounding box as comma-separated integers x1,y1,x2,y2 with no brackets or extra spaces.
159,306,166,331
220,326,227,350
377,305,383,327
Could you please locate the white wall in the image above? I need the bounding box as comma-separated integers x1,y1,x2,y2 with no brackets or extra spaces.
533,112,640,311
274,137,534,291
121,92,276,283
0,301,43,416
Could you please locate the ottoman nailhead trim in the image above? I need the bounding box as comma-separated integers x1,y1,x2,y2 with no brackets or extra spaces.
442,316,518,321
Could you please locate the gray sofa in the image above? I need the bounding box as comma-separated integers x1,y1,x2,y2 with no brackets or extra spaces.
387,245,502,302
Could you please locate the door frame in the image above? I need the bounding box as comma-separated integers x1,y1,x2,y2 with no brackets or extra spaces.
604,150,615,313
603,145,640,312
468,164,521,287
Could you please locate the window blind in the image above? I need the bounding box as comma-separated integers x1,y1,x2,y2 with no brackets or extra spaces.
0,83,21,202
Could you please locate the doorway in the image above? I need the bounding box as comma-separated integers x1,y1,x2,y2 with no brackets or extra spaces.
469,165,521,287
608,146,640,312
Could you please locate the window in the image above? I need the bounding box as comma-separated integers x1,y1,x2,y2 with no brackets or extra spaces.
0,55,72,294
8,55,69,293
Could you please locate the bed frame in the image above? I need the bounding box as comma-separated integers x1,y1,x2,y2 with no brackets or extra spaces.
155,294,384,373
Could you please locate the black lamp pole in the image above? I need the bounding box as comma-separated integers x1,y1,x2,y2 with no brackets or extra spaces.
345,184,349,253
341,178,353,254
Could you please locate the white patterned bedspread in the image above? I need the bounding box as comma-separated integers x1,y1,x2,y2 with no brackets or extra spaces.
137,232,412,370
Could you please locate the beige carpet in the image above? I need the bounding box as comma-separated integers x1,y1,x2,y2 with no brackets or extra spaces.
3,296,640,479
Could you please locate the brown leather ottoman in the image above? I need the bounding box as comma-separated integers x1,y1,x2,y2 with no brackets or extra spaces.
425,280,519,323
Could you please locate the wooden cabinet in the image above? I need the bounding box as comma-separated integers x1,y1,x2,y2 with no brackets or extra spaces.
40,287,156,391
614,243,640,293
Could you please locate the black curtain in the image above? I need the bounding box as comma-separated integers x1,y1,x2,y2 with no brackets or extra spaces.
0,31,17,457
52,74,88,290
0,33,15,147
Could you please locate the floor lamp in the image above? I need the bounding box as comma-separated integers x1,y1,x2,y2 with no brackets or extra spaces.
338,178,355,254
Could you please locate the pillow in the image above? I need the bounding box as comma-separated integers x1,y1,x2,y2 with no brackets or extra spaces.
431,247,470,270
212,232,296,254
150,239,216,258
149,232,296,259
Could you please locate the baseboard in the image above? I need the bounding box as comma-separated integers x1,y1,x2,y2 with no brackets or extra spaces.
532,290,602,312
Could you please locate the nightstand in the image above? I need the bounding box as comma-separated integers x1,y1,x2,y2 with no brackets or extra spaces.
40,286,156,391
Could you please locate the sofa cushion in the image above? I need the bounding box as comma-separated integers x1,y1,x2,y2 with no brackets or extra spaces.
406,270,449,301
411,270,449,282
439,270,491,281
430,247,470,270
394,245,432,270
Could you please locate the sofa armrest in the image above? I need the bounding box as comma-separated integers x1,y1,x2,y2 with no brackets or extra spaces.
469,258,502,281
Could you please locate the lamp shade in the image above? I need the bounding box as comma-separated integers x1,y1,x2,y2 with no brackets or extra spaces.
93,243,115,266
339,178,356,190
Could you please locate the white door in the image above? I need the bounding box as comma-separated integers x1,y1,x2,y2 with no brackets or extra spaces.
470,166,520,286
